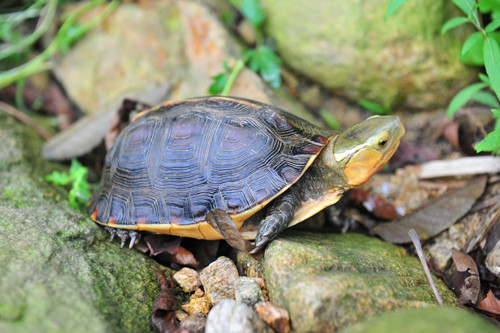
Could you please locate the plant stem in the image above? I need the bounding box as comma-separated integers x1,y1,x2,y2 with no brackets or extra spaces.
0,0,118,89
0,0,57,61
221,59,245,96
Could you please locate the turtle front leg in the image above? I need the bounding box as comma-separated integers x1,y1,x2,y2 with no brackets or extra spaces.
252,190,300,253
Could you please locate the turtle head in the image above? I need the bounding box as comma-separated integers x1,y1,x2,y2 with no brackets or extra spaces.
333,115,405,187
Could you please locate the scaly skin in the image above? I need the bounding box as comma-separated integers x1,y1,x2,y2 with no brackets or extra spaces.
252,115,405,252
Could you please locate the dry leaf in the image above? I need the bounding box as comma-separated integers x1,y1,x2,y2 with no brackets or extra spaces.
152,270,190,333
449,249,480,305
350,189,399,220
205,209,256,253
478,290,500,320
372,176,486,243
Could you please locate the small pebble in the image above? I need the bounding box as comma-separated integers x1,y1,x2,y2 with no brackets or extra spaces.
254,301,291,333
205,299,270,333
193,288,205,298
200,256,239,304
234,277,264,306
181,294,212,316
174,267,202,293
175,310,189,322
180,315,207,333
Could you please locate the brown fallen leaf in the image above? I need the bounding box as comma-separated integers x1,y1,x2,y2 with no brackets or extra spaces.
145,234,182,256
0,82,74,129
350,189,399,220
155,246,199,267
372,176,487,243
478,290,500,320
254,301,291,333
205,209,256,254
152,270,190,333
448,249,480,305
443,120,461,152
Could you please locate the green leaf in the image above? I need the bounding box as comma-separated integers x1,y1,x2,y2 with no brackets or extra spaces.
479,0,498,13
483,35,500,100
441,16,470,35
240,0,265,28
471,91,500,108
209,72,229,95
69,159,88,181
359,99,392,115
474,128,500,153
447,82,488,117
384,0,409,21
491,108,500,119
319,110,342,130
45,171,71,186
461,32,483,56
485,18,500,33
244,46,282,88
478,72,490,84
453,0,476,16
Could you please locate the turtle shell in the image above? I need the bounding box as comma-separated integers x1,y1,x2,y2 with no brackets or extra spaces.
88,96,335,239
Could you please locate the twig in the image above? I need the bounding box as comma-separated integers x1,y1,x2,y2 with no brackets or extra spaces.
419,156,500,179
408,228,444,306
0,100,52,140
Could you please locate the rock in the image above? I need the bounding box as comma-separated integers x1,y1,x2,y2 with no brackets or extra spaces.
199,256,239,304
54,1,184,115
260,0,476,109
340,306,498,333
181,294,212,316
237,251,266,278
171,0,318,125
486,239,500,277
174,267,202,293
180,315,207,333
205,299,270,333
176,310,189,322
45,0,321,161
264,232,456,333
0,114,164,332
234,277,264,306
254,301,291,333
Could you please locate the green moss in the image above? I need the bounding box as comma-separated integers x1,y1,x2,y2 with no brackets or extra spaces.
0,113,164,333
260,0,477,109
341,306,498,333
264,232,457,332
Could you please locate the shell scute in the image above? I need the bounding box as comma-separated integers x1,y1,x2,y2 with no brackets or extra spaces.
88,97,335,234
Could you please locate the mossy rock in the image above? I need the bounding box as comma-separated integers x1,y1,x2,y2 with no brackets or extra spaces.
264,232,457,332
0,114,164,333
341,306,498,333
260,0,477,109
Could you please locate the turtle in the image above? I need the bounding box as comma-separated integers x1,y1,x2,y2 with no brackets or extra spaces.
88,96,404,252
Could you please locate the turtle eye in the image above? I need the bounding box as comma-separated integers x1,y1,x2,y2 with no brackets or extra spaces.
378,139,387,147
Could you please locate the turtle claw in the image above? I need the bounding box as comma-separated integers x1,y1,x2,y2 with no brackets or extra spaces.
105,227,117,242
128,231,139,249
104,227,140,248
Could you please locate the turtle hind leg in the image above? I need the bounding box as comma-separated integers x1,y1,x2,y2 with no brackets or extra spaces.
104,226,141,248
251,190,300,253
